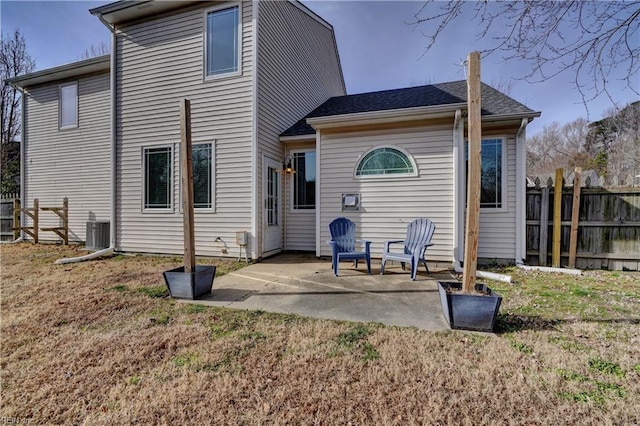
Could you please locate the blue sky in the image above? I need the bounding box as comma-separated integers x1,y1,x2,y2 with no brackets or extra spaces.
2,0,637,136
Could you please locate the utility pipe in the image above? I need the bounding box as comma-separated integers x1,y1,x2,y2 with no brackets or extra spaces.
56,18,116,264
452,260,512,284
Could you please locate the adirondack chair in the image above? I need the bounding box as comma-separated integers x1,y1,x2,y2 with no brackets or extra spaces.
380,218,436,280
327,217,372,276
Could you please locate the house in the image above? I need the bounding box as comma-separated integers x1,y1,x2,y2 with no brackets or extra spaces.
9,0,540,267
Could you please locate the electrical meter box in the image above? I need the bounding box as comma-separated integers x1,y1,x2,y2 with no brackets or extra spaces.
236,231,248,246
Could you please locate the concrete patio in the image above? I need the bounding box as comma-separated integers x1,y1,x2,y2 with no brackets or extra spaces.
183,254,458,331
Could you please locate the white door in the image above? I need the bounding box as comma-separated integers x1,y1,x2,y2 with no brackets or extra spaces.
263,157,282,255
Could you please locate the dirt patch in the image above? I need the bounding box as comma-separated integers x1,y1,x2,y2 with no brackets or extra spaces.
1,244,639,424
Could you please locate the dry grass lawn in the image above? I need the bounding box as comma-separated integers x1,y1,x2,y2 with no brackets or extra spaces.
1,243,639,425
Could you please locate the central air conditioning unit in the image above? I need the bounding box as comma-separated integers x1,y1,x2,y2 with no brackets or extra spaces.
86,221,110,250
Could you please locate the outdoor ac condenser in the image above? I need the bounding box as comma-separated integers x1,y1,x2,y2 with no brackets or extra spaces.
86,221,110,250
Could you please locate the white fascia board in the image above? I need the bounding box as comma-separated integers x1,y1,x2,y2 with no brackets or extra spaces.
306,103,467,130
280,134,316,143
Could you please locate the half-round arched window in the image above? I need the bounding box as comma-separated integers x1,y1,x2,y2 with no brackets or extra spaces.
355,146,417,177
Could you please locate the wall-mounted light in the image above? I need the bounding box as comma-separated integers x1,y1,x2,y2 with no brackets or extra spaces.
282,154,296,174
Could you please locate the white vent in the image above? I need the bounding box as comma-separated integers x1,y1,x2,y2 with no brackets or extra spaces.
86,221,110,250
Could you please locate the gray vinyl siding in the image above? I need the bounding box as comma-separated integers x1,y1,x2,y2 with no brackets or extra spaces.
115,2,254,256
284,141,316,251
319,126,455,261
257,0,345,254
23,73,110,243
477,134,517,260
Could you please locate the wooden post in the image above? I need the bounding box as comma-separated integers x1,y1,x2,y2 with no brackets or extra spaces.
568,167,582,269
538,187,549,266
33,198,39,244
462,51,481,293
62,197,69,245
180,99,196,273
552,168,563,267
13,198,20,240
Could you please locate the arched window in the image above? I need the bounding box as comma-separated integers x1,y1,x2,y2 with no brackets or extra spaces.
355,146,417,177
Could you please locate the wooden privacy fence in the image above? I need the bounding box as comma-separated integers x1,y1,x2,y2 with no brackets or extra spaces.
0,194,19,242
526,174,640,271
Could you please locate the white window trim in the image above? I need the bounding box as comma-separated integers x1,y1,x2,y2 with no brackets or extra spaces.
464,136,508,213
203,2,243,82
353,145,419,179
289,149,316,214
178,141,216,213
58,81,78,130
141,145,174,213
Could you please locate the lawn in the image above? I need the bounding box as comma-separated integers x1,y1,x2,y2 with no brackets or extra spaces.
1,243,639,424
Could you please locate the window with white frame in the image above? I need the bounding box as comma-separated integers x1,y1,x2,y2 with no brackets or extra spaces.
293,151,316,210
465,138,506,209
205,5,240,78
355,146,417,177
59,82,78,129
143,146,172,210
192,143,213,209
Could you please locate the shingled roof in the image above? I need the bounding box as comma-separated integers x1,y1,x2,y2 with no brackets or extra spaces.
281,80,539,137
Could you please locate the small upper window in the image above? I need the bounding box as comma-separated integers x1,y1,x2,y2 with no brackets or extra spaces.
355,146,416,177
205,5,240,78
59,82,78,129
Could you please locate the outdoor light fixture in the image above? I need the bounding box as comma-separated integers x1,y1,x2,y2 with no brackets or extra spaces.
282,155,296,174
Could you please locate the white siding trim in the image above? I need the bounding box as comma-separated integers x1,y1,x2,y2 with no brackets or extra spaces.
315,130,321,257
251,0,259,259
515,118,528,263
453,110,464,263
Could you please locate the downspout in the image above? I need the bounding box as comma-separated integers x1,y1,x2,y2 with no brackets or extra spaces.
10,86,27,243
56,18,116,264
515,118,527,266
452,109,512,284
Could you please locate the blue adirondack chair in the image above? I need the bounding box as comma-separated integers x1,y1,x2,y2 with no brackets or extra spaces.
327,217,372,276
380,218,436,280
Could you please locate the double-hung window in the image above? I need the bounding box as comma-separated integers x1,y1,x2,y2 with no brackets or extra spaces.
205,5,240,78
465,138,506,209
143,146,172,210
292,151,316,210
59,82,78,129
192,143,214,209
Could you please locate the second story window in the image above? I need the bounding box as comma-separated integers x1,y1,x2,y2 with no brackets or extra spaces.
205,5,240,78
59,82,78,129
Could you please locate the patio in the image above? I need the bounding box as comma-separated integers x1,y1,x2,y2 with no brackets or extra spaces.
187,253,457,331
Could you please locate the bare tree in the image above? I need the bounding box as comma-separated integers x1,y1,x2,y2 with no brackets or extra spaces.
410,1,640,110
527,118,590,176
1,30,35,144
1,30,35,194
80,41,110,60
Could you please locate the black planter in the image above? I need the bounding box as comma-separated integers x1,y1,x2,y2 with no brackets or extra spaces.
163,265,216,300
438,281,502,332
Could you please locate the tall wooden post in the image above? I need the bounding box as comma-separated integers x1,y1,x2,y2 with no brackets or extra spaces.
552,168,563,267
463,51,482,293
568,167,582,269
180,99,196,273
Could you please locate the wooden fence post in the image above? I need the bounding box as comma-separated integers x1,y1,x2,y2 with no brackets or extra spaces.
552,168,563,267
538,187,550,266
13,198,20,240
568,168,582,268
